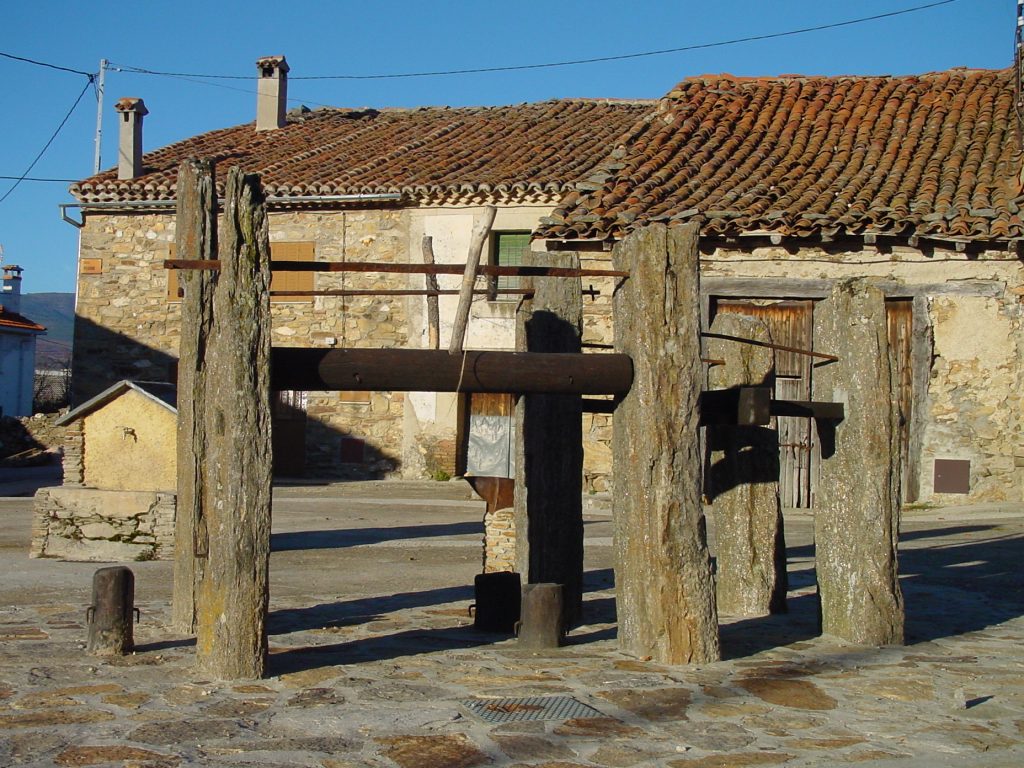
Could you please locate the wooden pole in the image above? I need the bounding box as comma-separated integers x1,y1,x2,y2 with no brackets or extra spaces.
449,206,497,354
172,158,217,634
194,167,274,679
86,566,136,656
514,251,585,627
270,348,633,396
612,222,720,664
421,236,441,350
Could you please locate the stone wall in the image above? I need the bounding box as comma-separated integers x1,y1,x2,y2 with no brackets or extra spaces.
74,209,412,480
483,507,515,573
62,421,84,485
31,487,176,562
701,242,1024,504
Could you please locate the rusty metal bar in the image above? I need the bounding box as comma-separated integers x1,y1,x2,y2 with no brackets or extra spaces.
165,259,629,279
270,288,534,297
701,331,839,362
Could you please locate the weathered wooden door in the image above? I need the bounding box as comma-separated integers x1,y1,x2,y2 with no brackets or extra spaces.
712,299,815,508
886,299,914,502
272,389,307,477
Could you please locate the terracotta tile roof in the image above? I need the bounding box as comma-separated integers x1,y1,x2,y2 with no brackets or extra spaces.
540,69,1023,243
70,100,651,205
0,307,45,333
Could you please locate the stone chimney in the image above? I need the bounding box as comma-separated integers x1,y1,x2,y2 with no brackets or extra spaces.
256,56,289,131
1,265,23,315
114,97,148,180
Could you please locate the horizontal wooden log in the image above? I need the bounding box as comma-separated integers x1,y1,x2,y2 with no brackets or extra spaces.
271,348,633,396
166,259,628,279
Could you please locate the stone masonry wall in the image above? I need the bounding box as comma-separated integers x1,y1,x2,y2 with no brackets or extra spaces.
31,486,176,562
483,507,516,573
577,244,1024,504
74,209,411,479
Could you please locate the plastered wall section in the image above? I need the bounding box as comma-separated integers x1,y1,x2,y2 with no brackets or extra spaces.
82,390,177,491
701,244,1024,504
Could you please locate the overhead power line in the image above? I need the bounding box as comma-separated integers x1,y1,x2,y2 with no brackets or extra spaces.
0,175,78,183
0,50,94,78
0,79,94,205
112,0,960,82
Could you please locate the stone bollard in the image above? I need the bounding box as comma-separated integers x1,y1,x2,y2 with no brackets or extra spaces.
517,583,565,649
86,566,138,656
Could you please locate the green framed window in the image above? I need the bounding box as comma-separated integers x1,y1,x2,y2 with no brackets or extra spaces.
491,231,531,300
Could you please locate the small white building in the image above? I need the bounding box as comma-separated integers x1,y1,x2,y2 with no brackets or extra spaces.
0,265,45,417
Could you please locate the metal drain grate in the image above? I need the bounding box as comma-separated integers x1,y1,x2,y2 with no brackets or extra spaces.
462,695,603,723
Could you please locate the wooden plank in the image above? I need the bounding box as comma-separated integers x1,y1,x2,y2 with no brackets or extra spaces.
703,276,1006,300
166,259,629,278
270,348,633,396
770,400,845,420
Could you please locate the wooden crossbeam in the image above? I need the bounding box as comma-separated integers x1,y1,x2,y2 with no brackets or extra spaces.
269,288,534,297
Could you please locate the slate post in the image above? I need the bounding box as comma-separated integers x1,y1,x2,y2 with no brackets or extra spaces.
172,158,217,634
194,167,274,679
514,251,585,627
813,279,903,645
612,223,720,664
705,312,787,616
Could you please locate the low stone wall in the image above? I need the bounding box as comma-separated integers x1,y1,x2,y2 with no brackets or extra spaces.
483,507,515,573
31,487,175,562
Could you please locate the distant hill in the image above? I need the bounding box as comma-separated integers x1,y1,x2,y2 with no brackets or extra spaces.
21,293,74,368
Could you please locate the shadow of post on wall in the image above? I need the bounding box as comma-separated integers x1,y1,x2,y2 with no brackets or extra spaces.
71,316,402,482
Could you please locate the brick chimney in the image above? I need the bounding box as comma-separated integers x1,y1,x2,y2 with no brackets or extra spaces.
256,56,289,131
1,265,23,314
114,97,148,180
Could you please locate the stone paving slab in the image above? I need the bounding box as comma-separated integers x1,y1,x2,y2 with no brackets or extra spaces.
1,484,1023,767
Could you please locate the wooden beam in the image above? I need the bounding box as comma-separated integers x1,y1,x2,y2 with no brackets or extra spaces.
421,236,441,350
702,331,839,362
270,348,633,396
165,259,629,279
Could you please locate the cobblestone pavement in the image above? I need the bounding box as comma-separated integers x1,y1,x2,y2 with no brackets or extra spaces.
1,482,1022,767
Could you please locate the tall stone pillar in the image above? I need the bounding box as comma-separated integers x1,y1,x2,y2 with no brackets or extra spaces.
612,223,720,664
514,252,585,627
813,279,903,645
706,312,787,616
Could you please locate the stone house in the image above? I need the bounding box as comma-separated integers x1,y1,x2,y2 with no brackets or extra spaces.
66,59,1023,507
32,380,177,561
539,67,1023,507
66,56,649,486
0,265,45,418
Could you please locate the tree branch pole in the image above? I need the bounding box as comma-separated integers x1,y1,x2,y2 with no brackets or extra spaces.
450,206,497,355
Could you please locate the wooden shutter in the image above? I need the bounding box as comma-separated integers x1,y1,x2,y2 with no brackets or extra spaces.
269,242,315,302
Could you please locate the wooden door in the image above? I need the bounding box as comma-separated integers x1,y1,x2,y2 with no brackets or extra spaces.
713,299,815,508
272,389,307,477
886,299,914,502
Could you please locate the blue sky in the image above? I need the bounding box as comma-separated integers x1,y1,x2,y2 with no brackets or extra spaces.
0,0,1012,294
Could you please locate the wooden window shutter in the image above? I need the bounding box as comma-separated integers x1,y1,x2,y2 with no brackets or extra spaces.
270,242,315,302
168,241,314,302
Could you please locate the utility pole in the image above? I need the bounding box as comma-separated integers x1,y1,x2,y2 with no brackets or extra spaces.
93,59,107,174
